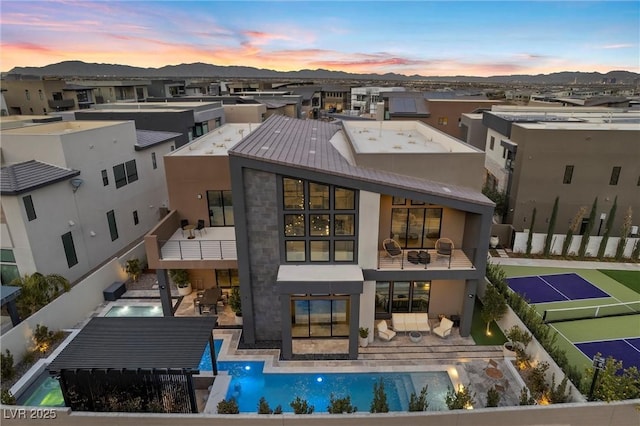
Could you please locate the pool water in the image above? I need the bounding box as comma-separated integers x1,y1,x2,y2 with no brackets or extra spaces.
105,305,163,317
16,373,65,407
200,347,452,412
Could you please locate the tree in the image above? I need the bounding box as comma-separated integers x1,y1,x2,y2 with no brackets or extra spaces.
482,184,508,218
526,207,537,255
370,378,389,413
11,272,71,318
486,386,500,407
561,206,587,257
327,394,357,413
217,398,239,414
445,385,475,410
543,196,559,256
597,196,617,259
578,197,598,258
481,283,507,335
408,385,429,411
290,396,314,414
581,356,640,402
125,257,143,283
615,207,633,260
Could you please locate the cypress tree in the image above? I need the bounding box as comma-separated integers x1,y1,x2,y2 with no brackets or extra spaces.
544,197,559,256
526,207,537,255
597,196,617,259
578,197,598,258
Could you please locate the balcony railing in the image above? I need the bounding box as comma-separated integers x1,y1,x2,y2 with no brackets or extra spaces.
48,99,75,109
377,248,478,270
159,239,237,260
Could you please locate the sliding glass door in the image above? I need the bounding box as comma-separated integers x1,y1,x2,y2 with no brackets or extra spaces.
291,296,349,338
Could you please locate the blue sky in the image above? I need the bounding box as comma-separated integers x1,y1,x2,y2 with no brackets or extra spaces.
1,1,638,76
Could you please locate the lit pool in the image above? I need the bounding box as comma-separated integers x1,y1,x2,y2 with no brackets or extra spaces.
200,348,452,412
16,372,65,407
105,305,163,317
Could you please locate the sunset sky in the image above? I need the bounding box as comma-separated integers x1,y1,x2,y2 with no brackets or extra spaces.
1,1,638,76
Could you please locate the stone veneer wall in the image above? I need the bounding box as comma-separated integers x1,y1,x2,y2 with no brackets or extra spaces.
243,168,282,341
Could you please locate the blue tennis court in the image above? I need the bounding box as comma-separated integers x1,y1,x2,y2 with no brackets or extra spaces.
575,338,640,371
507,273,609,304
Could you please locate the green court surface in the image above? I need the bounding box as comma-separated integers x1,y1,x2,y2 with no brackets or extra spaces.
500,266,640,372
598,269,640,295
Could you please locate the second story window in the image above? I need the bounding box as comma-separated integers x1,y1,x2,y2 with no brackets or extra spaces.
151,152,157,170
489,136,495,150
101,169,109,186
207,190,234,226
609,166,621,185
107,210,119,241
25,90,30,100
23,195,36,221
563,165,574,184
113,160,138,188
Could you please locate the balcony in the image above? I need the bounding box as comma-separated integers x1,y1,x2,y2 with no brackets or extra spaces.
377,248,476,271
159,227,236,260
48,99,75,109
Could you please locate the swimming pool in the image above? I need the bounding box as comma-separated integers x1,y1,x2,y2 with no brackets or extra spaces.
200,348,452,412
16,372,65,407
104,305,163,317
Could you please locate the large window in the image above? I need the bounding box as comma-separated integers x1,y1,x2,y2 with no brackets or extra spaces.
282,177,357,263
609,166,621,185
207,190,234,226
375,281,430,317
107,210,119,241
215,269,239,287
61,232,78,268
291,296,349,338
390,205,442,248
23,195,37,221
563,165,574,184
113,160,138,189
0,249,20,285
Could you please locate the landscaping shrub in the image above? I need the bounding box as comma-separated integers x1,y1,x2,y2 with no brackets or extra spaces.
408,385,429,411
445,385,475,410
257,396,273,414
1,389,16,405
327,394,357,413
518,387,535,405
486,386,500,407
290,396,314,414
217,398,239,414
1,350,15,382
370,378,389,413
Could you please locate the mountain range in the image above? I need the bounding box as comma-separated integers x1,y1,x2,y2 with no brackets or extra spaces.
6,61,640,84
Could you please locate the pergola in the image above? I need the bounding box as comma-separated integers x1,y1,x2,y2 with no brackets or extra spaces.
0,285,22,327
47,316,217,413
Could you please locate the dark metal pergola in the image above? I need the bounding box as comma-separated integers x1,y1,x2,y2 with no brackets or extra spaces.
0,285,22,326
47,316,217,413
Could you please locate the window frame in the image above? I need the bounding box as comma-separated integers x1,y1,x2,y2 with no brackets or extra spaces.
61,232,78,268
23,195,37,221
107,210,119,241
563,165,574,184
101,169,109,186
609,166,621,185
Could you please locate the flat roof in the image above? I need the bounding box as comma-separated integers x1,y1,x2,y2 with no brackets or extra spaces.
47,317,217,373
277,265,364,282
1,120,128,135
135,129,182,150
169,123,261,156
343,120,477,154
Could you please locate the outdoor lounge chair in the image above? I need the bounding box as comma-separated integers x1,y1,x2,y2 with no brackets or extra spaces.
383,238,403,263
376,320,397,341
433,317,453,338
435,238,454,257
196,219,206,236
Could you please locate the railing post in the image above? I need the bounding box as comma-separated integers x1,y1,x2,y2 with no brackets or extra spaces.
179,241,184,260
220,241,224,260
199,241,203,260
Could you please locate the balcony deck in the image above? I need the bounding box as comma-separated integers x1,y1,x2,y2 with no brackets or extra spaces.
377,249,475,270
159,227,237,260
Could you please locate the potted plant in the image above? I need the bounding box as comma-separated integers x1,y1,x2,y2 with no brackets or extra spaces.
229,287,242,325
490,235,500,249
168,269,191,296
359,327,369,348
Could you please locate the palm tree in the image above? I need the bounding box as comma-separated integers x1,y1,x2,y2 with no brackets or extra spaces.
11,273,71,318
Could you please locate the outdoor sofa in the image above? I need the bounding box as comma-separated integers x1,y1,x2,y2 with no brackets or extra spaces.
391,313,430,333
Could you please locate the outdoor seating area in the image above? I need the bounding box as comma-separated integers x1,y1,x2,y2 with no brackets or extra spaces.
391,313,431,333
376,320,397,341
433,317,454,338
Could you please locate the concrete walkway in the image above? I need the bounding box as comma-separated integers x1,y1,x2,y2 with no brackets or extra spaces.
489,255,639,271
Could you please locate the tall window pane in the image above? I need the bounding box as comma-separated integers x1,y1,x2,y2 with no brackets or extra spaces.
609,166,621,185
222,191,234,225
412,282,430,312
101,169,109,186
23,195,36,221
335,187,355,210
208,191,224,226
309,183,329,209
423,209,442,248
563,165,574,184
310,241,329,261
392,281,410,312
107,210,119,241
113,164,126,188
283,178,304,210
125,160,138,183
407,209,425,248
61,232,78,268
375,282,390,314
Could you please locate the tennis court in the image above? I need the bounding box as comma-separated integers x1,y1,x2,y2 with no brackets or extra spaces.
507,273,609,304
501,266,640,372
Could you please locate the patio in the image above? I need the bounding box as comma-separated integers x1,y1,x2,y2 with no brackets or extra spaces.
158,227,237,260
378,248,475,270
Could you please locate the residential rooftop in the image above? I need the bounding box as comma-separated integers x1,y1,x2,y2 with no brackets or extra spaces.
92,101,223,110
1,120,129,135
169,123,261,157
342,120,478,154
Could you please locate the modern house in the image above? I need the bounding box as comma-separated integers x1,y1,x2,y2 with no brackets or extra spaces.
1,120,177,283
74,101,225,148
68,79,151,103
480,106,640,236
227,116,493,359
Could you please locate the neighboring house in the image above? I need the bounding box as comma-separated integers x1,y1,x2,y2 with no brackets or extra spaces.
1,75,95,115
0,120,177,284
74,101,225,148
68,79,150,103
144,123,260,312
481,106,640,236
225,116,492,360
383,91,503,139
321,85,351,112
351,87,405,115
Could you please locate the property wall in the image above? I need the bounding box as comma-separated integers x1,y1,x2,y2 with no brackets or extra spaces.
0,242,145,359
2,401,640,426
512,231,639,258
424,100,503,139
242,168,281,341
